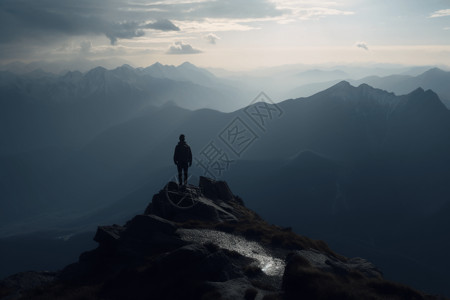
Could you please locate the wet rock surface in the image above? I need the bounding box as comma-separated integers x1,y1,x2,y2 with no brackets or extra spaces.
178,228,285,277
1,176,444,300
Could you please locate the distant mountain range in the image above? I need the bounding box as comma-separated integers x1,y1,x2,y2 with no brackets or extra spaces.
1,63,450,296
143,61,219,87
350,67,450,108
0,63,248,154
0,58,133,74
286,68,450,109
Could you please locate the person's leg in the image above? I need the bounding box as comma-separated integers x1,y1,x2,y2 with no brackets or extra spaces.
177,164,182,185
183,165,188,185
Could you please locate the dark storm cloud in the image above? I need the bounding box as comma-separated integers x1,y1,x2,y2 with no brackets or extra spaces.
0,0,106,40
0,0,287,59
106,21,145,45
0,0,181,45
0,0,131,44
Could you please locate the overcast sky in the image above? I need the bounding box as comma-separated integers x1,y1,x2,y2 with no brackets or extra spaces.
1,0,449,70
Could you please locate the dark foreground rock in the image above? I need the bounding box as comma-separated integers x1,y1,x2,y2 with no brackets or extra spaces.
0,177,446,300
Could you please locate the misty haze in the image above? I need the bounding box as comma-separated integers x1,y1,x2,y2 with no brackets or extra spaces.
1,1,450,299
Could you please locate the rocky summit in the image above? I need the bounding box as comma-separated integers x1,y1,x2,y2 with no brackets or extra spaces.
0,177,445,300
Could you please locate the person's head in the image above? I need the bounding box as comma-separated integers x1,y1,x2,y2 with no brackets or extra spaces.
179,134,185,142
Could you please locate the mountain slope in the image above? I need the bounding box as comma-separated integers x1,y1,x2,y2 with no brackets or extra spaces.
0,63,246,154
2,81,450,296
0,178,442,300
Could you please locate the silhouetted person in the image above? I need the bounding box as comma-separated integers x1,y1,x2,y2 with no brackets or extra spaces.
173,134,192,186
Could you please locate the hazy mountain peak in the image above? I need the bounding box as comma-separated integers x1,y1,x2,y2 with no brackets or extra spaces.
330,80,352,90
140,61,218,88
117,64,134,70
349,66,450,109
410,87,425,94
336,80,351,86
86,66,107,75
422,67,445,76
356,82,372,90
400,86,449,113
178,61,196,68
177,61,215,78
406,87,443,101
318,80,360,96
61,70,83,81
327,80,398,98
145,62,175,73
26,68,52,77
145,62,173,74
112,64,135,73
308,80,404,112
149,62,164,68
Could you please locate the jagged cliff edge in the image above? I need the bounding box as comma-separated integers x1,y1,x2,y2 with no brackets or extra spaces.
0,177,445,300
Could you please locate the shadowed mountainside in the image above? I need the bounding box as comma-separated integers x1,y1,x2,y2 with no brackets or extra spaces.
351,68,450,109
1,80,450,296
0,63,245,154
0,177,444,300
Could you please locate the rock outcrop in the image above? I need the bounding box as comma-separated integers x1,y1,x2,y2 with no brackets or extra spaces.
0,177,444,300
145,178,240,222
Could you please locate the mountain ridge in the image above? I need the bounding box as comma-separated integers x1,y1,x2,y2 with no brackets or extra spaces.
0,177,444,300
284,68,450,109
350,68,450,109
1,78,450,296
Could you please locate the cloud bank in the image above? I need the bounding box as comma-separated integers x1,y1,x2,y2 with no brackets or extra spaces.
167,41,202,54
144,19,180,31
430,9,450,18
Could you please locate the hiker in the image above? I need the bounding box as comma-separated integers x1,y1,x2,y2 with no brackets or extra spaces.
173,134,192,186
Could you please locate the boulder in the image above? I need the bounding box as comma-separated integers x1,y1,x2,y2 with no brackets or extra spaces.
203,278,259,300
199,176,235,201
125,214,177,236
158,243,247,283
284,249,382,279
94,224,124,246
148,180,239,223
119,215,184,255
158,243,211,269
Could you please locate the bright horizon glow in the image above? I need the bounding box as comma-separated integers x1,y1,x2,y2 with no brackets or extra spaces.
131,45,450,71
1,0,450,71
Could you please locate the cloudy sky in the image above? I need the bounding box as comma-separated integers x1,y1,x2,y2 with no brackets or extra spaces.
1,0,449,70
